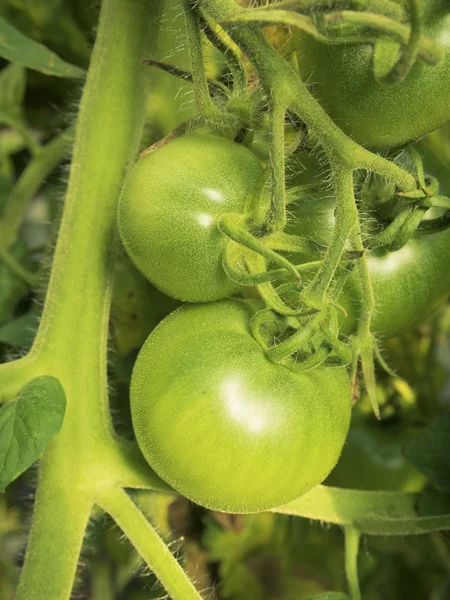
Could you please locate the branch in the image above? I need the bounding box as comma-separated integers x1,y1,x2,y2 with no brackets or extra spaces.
96,486,203,600
16,474,93,600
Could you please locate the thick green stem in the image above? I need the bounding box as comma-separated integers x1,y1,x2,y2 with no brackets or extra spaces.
16,0,160,597
16,467,93,600
32,0,153,364
97,486,203,600
0,127,73,249
345,526,362,600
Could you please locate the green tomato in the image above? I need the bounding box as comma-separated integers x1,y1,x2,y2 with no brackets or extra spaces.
118,133,263,303
130,299,351,513
295,0,450,148
325,411,426,492
288,190,450,338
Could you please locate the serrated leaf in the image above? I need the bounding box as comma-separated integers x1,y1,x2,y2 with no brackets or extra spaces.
0,313,38,348
0,18,85,78
0,376,66,491
404,415,450,492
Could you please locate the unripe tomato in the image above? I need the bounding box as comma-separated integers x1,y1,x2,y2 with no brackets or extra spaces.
295,0,450,148
130,299,351,513
118,133,264,303
325,412,426,492
288,190,450,338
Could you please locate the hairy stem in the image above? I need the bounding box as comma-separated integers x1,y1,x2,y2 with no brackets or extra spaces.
16,469,93,600
184,1,229,124
305,166,357,308
201,0,416,191
348,213,379,417
16,0,160,597
268,99,288,230
97,486,203,600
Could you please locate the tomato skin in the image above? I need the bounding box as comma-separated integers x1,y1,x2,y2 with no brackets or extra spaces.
296,0,450,148
289,194,450,338
117,133,264,303
325,413,426,492
131,299,351,513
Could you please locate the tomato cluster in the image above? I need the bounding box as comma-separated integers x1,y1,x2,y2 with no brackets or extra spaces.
117,0,450,511
117,124,450,511
118,134,354,512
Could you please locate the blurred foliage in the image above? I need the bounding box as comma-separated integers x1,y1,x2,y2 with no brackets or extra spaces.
0,0,450,598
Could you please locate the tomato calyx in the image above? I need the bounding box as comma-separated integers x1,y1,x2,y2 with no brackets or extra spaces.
250,303,352,374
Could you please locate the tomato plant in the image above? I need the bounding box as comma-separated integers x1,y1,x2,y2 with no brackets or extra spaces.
118,132,264,302
295,0,450,149
1,0,450,599
131,298,351,513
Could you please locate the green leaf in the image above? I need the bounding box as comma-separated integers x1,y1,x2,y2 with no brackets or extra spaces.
0,376,66,491
0,313,38,348
0,18,85,78
404,415,450,492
